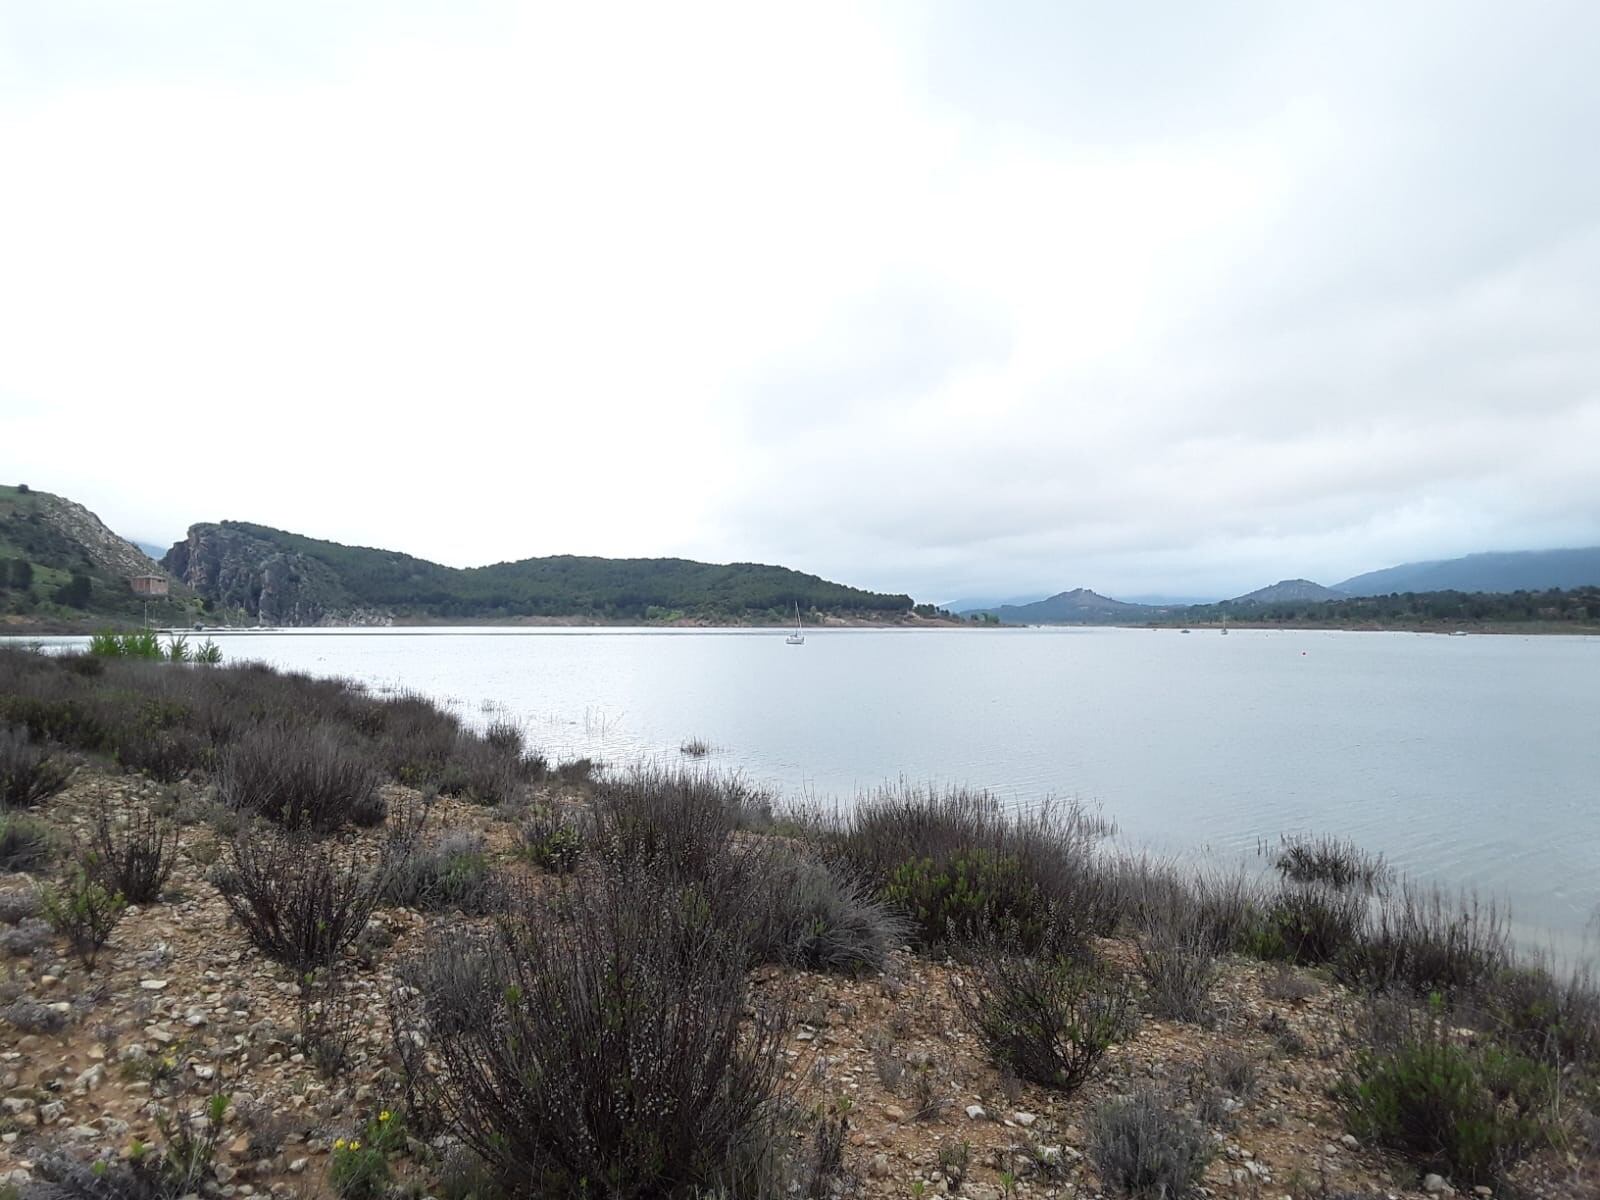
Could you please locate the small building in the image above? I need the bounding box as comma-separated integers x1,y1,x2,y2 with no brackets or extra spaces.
130,574,169,597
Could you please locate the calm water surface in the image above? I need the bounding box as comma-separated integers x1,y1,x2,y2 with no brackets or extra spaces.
29,625,1600,958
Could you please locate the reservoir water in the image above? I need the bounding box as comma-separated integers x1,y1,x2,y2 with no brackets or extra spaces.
22,625,1600,960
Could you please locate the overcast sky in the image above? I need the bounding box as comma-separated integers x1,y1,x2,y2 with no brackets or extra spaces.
3,2,1597,603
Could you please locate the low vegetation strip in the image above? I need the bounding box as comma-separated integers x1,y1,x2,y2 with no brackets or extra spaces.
0,644,1596,1199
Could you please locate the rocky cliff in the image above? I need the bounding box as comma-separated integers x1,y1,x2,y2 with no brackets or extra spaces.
163,525,390,626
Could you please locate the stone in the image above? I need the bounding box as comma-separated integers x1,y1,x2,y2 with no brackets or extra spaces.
1340,1134,1359,1149
964,1104,986,1120
1013,1111,1038,1127
287,1160,308,1174
1423,1174,1448,1194
867,1153,890,1180
140,979,170,991
883,1105,907,1123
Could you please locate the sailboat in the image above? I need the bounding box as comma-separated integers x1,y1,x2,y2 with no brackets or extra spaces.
1221,612,1229,636
785,602,805,645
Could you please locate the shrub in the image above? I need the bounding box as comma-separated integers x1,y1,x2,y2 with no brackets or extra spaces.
1273,834,1386,892
1248,883,1366,965
952,943,1135,1096
41,867,127,968
217,722,382,832
1,995,67,1032
821,784,1117,952
0,888,40,924
1087,1088,1212,1199
397,866,791,1200
0,917,52,956
382,830,500,914
0,723,71,807
482,720,525,755
680,737,711,758
1339,1007,1552,1184
588,765,770,878
0,812,52,873
752,853,906,976
330,1113,401,1200
215,828,398,970
1137,922,1219,1024
1334,885,1509,1000
299,976,361,1077
81,796,179,903
1477,961,1600,1069
111,718,210,782
519,805,583,873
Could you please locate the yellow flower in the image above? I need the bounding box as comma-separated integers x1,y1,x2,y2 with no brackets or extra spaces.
378,1111,391,1123
349,1141,362,1152
333,1139,347,1151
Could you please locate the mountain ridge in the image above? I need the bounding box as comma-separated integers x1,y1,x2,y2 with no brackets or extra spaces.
1335,546,1600,596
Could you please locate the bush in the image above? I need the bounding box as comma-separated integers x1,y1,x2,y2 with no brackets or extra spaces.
80,796,178,903
1248,883,1366,965
820,784,1117,953
41,867,127,968
396,866,791,1199
1477,961,1600,1070
0,722,71,807
588,765,770,877
217,722,382,832
752,853,906,976
382,830,499,914
1,916,52,956
952,943,1134,1095
1138,922,1219,1024
1334,885,1509,1000
111,718,210,782
1087,1088,1212,1198
520,805,583,873
0,811,52,872
1273,834,1386,892
215,828,398,970
1339,1007,1552,1184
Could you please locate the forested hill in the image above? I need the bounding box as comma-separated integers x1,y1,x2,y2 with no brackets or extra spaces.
164,521,916,625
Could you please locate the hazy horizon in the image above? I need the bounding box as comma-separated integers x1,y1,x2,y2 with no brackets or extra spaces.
4,2,1598,601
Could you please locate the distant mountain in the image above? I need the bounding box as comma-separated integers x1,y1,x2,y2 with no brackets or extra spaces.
1336,547,1600,596
978,588,1152,625
133,541,170,562
941,592,1050,613
0,484,191,623
1118,593,1220,606
1230,579,1345,605
165,520,918,626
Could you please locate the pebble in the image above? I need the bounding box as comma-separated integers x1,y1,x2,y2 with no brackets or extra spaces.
140,979,170,990
1423,1174,1449,1194
964,1104,986,1120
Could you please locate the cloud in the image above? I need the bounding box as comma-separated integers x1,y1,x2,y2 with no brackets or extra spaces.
1,2,1597,603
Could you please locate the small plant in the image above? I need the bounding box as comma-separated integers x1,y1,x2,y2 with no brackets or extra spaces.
299,975,362,1077
1339,1002,1551,1184
193,639,223,665
331,1111,403,1200
884,850,1052,951
80,796,178,903
1086,1087,1212,1199
1249,883,1366,965
679,737,711,758
0,723,72,808
155,1092,232,1195
936,1139,971,1185
752,852,906,976
40,867,126,968
953,944,1135,1096
1334,885,1509,1000
519,805,583,873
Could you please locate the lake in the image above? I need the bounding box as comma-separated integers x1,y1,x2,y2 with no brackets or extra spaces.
20,625,1600,960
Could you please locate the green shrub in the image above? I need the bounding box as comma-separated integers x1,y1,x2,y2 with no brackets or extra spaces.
884,850,1051,950
952,944,1134,1095
1247,884,1366,965
520,805,583,873
1334,886,1509,1000
330,1112,403,1200
751,853,906,976
217,722,381,832
1339,1008,1551,1184
41,867,126,968
382,830,499,913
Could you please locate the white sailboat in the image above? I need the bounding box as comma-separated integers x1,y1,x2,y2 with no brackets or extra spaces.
1221,612,1229,635
785,602,805,645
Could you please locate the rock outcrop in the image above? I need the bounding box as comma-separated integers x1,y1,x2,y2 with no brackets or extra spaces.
163,525,389,626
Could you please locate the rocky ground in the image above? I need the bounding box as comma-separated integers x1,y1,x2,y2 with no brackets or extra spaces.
1,769,1592,1200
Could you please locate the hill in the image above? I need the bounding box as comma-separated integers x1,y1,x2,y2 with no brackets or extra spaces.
0,484,195,626
1229,578,1345,605
164,520,918,625
976,587,1152,624
1336,546,1600,596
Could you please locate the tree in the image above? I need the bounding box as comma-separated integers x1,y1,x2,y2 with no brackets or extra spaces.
55,572,92,609
9,560,33,589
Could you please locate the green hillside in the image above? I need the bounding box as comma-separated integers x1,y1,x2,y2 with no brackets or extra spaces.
164,520,916,624
0,484,196,627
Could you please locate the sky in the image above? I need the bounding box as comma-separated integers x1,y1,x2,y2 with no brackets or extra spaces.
2,1,1598,605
